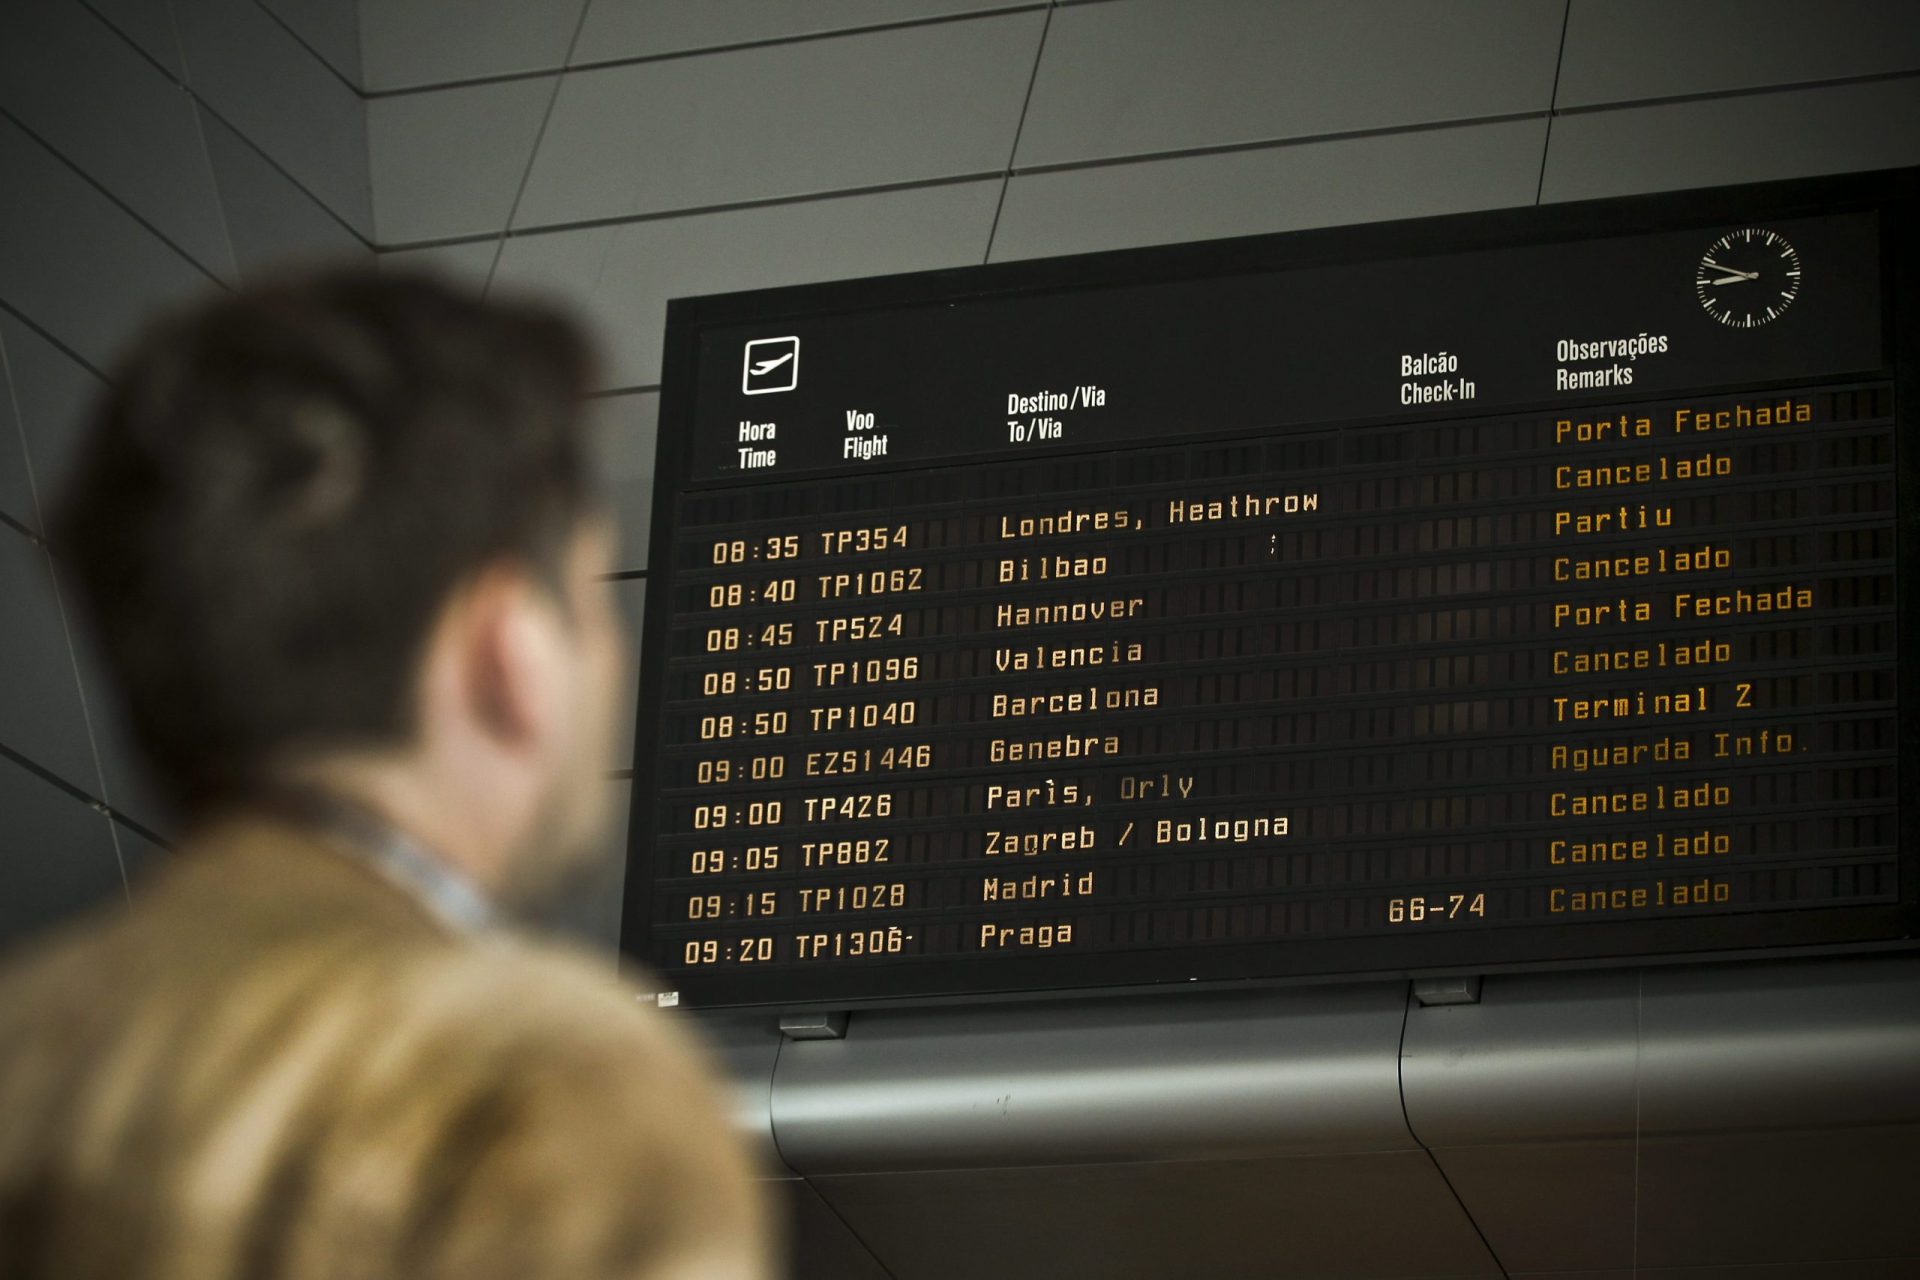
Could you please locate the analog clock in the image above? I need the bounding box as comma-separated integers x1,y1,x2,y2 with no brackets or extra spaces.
1696,228,1801,328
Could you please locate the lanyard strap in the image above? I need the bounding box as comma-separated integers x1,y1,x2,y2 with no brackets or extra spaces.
264,789,497,934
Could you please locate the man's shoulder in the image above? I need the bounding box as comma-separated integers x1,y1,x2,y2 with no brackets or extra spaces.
0,812,706,1131
369,937,749,1178
0,891,135,1033
0,905,760,1279
0,893,708,1142
0,821,447,1054
386,934,681,1067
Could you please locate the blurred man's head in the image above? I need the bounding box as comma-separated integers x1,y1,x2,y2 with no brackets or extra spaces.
53,270,626,906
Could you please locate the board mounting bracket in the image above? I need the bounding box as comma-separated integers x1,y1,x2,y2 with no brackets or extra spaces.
1413,976,1483,1007
779,1011,849,1040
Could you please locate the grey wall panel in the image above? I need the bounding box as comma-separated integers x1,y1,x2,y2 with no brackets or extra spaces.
172,0,372,237
0,0,236,282
1513,1266,1920,1280
572,0,1035,67
0,328,31,527
810,1152,1500,1280
1432,1127,1918,1274
772,982,1413,1173
1541,75,1920,203
361,2,1039,100
1635,955,1920,1134
109,816,166,887
1014,0,1563,169
511,14,1041,233
990,116,1547,262
260,0,363,87
369,75,556,246
0,753,123,954
65,613,172,841
0,312,103,535
0,345,30,529
377,237,499,284
589,389,659,574
0,526,100,793
1557,0,1920,110
1430,1140,1636,1272
1406,956,1920,1273
81,0,185,79
0,314,170,836
779,1177,893,1280
1633,1126,1920,1269
612,576,644,772
1544,1263,1920,1280
599,402,652,779
1403,968,1643,1146
685,1013,787,1170
487,178,1002,390
360,0,584,92
0,116,216,370
200,107,368,275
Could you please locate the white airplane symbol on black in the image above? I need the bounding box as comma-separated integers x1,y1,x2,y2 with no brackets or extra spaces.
749,351,795,376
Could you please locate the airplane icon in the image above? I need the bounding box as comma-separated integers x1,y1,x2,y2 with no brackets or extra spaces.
742,336,799,394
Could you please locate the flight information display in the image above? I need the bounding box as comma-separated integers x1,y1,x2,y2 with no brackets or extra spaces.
622,170,1919,1010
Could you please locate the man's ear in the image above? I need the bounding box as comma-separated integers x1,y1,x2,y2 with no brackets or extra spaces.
459,564,562,749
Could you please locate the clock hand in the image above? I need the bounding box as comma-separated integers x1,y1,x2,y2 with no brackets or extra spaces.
1702,260,1758,281
1710,273,1758,285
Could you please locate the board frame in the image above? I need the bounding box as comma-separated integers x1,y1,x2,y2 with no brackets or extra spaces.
621,167,1920,1012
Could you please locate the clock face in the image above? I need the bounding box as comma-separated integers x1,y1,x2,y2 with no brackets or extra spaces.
1696,228,1801,328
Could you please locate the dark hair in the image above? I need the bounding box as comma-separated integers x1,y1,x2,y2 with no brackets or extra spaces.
52,268,598,813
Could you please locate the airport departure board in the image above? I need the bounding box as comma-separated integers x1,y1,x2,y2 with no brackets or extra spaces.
622,170,1919,1010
